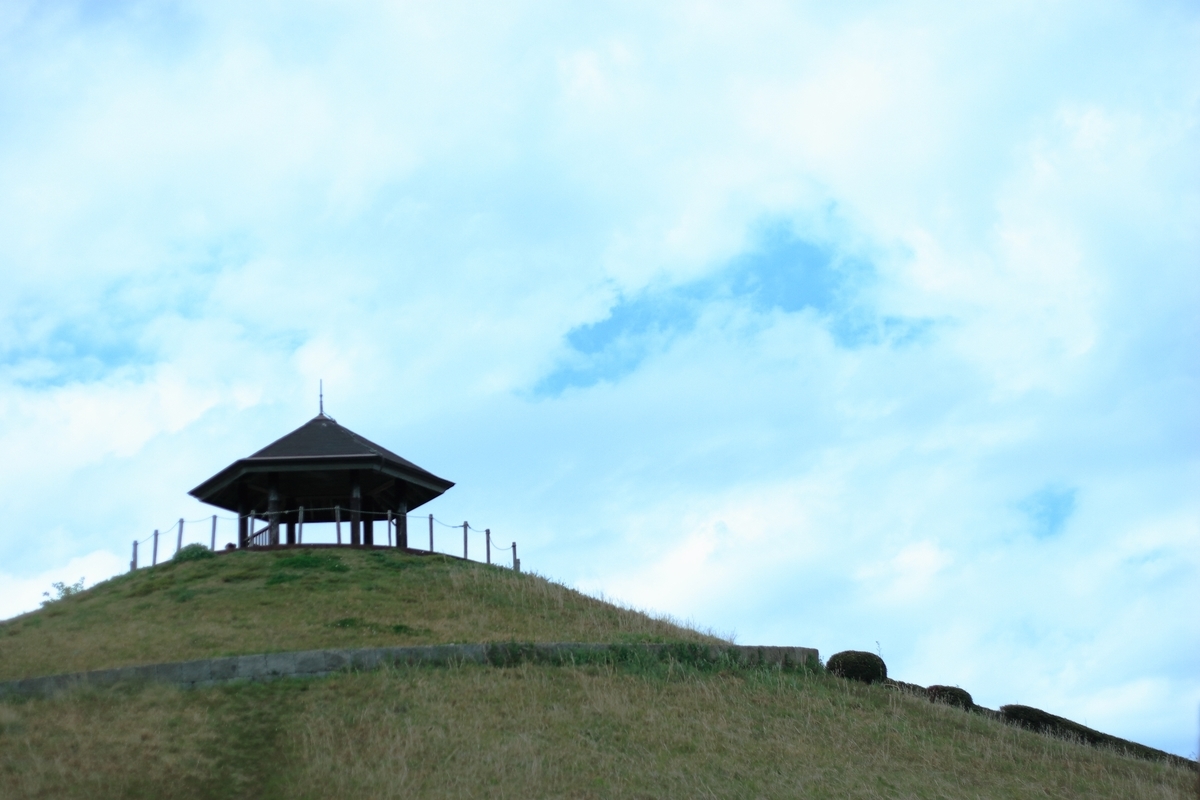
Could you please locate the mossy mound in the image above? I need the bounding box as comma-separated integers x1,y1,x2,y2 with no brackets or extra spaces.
826,650,886,684
927,685,973,710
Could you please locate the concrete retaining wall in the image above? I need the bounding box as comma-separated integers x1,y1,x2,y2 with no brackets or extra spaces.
0,643,819,698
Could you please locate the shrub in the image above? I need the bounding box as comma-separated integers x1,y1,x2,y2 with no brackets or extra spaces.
927,685,973,710
1000,704,1195,768
40,578,85,606
173,543,215,563
884,679,926,695
826,651,887,684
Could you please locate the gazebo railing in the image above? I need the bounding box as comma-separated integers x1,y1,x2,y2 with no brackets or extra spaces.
129,511,520,574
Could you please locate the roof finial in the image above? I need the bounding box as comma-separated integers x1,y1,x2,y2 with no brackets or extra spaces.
319,380,324,416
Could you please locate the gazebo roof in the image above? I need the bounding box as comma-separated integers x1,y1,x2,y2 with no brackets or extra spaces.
189,414,454,517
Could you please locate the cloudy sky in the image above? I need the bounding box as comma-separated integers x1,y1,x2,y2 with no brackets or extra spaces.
1,0,1197,757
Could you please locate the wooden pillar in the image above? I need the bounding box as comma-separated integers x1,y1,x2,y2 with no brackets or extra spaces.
350,478,362,546
286,518,296,545
363,517,374,546
396,501,408,549
237,487,248,549
268,477,281,546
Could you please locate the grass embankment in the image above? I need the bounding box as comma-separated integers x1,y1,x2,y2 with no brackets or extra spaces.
1,660,1194,799
0,548,1193,798
0,548,715,681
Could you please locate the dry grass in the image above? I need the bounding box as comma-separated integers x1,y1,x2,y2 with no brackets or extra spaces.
0,663,1192,799
0,548,715,681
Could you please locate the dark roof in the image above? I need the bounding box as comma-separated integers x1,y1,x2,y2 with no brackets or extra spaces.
188,414,454,516
248,414,434,476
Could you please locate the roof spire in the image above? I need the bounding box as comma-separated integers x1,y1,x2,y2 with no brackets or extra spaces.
319,380,324,416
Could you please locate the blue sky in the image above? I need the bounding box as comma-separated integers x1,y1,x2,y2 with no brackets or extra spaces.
1,0,1197,757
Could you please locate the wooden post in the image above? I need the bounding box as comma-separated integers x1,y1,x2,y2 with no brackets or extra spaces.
512,542,518,572
131,540,138,571
176,518,184,555
298,506,305,543
335,505,342,545
396,502,408,549
387,510,393,547
286,517,296,545
364,516,374,546
152,530,159,566
428,513,433,552
486,529,491,565
350,480,362,546
210,515,217,551
238,504,248,549
463,521,468,560
268,484,281,546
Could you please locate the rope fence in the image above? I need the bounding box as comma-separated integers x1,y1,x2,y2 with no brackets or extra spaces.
130,509,520,574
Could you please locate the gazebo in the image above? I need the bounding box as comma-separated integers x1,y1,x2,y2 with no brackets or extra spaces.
189,412,454,549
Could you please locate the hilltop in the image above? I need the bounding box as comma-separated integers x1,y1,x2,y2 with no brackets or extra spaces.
0,547,714,681
0,548,1193,798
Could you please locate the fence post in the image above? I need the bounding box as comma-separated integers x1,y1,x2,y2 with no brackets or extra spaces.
176,518,184,554
512,542,519,573
335,505,342,545
152,530,159,566
131,540,138,572
298,506,305,544
463,522,468,560
210,515,217,550
486,529,491,565
429,513,433,552
387,510,393,547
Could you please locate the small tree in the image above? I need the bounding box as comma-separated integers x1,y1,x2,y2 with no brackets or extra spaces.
41,578,85,606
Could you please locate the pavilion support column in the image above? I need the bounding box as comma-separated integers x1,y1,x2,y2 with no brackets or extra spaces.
268,480,281,546
363,517,374,546
238,501,250,551
350,479,362,546
396,500,408,549
286,518,296,545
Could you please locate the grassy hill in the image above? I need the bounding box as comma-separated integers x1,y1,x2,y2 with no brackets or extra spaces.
0,548,1194,799
0,547,714,681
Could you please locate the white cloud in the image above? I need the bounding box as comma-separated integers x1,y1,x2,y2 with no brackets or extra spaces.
0,549,126,623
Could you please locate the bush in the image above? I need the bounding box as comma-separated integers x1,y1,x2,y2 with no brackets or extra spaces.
173,543,215,563
1000,704,1194,768
927,685,973,710
41,578,85,606
884,679,926,695
826,651,887,684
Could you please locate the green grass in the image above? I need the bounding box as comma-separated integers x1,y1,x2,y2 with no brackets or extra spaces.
0,547,1193,798
0,548,717,682
0,662,1192,799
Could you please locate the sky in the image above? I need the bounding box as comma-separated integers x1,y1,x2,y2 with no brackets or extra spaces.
0,0,1197,758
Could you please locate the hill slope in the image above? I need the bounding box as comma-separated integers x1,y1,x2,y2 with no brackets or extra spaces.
0,547,1194,799
0,547,714,681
